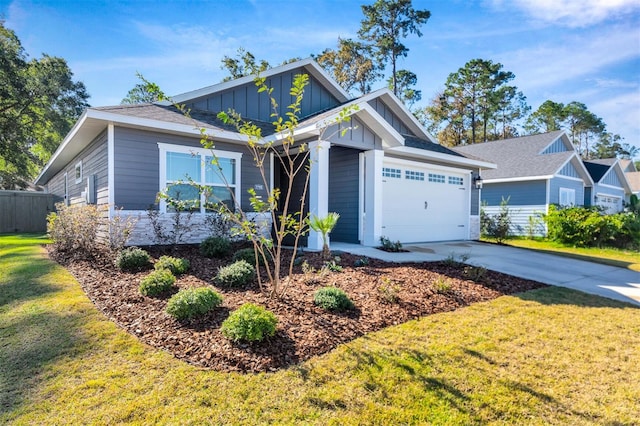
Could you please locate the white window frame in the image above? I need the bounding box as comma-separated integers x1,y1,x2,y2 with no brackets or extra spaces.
74,161,83,184
559,187,575,206
158,143,242,214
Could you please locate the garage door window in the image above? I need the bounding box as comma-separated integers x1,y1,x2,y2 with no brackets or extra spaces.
382,167,401,178
405,170,425,181
428,173,445,183
448,176,463,185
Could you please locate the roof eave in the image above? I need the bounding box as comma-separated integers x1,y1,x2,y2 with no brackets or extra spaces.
387,145,497,170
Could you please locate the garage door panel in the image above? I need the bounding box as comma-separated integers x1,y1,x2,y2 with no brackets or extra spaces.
382,160,469,243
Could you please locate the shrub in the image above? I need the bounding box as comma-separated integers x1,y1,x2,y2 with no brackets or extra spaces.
154,255,190,275
353,257,369,267
139,269,176,296
481,197,512,243
314,286,354,312
200,236,232,258
232,248,269,266
378,277,401,303
108,208,138,252
463,266,487,282
379,236,403,252
116,247,151,271
221,303,278,342
433,277,453,294
214,260,255,287
46,203,102,255
166,287,223,321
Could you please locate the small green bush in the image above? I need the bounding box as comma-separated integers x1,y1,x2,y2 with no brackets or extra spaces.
116,247,152,271
214,260,255,287
232,248,269,266
200,236,232,258
221,303,278,342
166,287,223,321
353,257,369,267
379,236,403,252
139,269,176,296
433,277,453,294
154,255,190,275
313,286,354,312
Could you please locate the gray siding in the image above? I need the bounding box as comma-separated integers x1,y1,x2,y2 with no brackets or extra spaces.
471,184,480,215
113,127,269,211
481,180,547,206
593,183,625,199
187,68,340,121
46,131,108,207
541,138,569,154
328,147,361,243
326,116,382,150
549,176,585,205
367,98,413,135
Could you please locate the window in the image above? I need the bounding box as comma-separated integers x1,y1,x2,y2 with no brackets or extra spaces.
559,187,575,206
428,173,445,183
382,167,401,178
448,176,464,186
405,170,425,181
74,161,83,183
159,143,242,213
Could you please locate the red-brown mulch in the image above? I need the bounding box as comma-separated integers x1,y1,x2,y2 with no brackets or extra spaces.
50,245,547,373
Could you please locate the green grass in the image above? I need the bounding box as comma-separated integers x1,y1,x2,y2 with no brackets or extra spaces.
2,234,639,424
483,237,640,271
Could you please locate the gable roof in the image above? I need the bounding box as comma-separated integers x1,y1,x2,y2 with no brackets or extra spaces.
168,58,350,105
619,159,637,173
583,161,611,182
584,158,632,193
452,131,588,181
626,171,640,194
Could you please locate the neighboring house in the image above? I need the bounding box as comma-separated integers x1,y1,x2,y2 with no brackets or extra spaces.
583,158,632,213
454,131,594,236
35,59,494,248
620,159,640,198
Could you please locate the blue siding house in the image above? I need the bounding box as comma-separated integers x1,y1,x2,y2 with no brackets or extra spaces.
35,59,495,247
583,158,632,213
454,131,594,236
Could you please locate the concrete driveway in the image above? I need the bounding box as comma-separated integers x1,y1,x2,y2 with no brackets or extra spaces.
331,241,640,306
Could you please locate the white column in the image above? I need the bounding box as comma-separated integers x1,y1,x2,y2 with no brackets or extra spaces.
362,149,383,246
307,140,330,250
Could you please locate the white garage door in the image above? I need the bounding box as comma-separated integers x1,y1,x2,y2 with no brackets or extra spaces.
597,194,622,214
382,159,470,243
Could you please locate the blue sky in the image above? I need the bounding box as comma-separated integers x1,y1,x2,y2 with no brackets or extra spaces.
2,0,639,153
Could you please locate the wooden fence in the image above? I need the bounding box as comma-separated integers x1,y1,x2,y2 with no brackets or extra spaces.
0,191,54,233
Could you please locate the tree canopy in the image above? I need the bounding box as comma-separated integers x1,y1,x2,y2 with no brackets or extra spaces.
0,21,89,189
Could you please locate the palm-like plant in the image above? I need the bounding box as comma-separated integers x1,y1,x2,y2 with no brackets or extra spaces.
308,212,340,260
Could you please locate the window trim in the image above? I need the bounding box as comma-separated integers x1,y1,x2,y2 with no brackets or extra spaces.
74,161,83,184
559,187,575,207
158,143,242,214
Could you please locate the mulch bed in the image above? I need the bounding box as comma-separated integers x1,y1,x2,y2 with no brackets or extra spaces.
49,245,547,373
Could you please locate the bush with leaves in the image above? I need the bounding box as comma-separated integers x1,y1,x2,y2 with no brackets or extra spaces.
313,286,354,312
214,260,255,287
46,202,102,255
139,269,176,297
200,236,232,258
221,303,278,342
116,246,151,271
480,197,512,243
154,255,190,275
379,236,403,252
166,287,223,321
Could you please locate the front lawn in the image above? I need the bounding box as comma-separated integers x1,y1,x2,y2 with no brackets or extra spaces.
482,236,640,271
1,234,639,424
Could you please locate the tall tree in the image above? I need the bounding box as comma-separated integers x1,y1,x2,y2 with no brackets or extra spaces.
563,101,605,158
121,75,162,104
315,37,380,95
592,133,638,159
358,0,430,96
388,69,421,108
524,100,566,134
0,21,89,189
423,59,525,145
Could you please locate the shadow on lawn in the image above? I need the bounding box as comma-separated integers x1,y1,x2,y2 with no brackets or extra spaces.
517,286,639,309
0,247,59,307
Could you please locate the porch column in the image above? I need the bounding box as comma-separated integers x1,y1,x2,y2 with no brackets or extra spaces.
307,140,330,250
362,149,383,246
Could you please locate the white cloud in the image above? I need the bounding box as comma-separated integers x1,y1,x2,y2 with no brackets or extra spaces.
498,0,640,28
590,90,640,140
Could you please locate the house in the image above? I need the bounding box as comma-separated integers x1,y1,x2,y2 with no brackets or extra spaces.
583,158,632,213
454,131,594,236
620,159,640,198
34,58,495,249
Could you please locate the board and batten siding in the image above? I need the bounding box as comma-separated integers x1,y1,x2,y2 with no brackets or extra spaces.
367,98,412,136
481,180,547,206
541,138,569,154
325,116,382,150
186,69,340,122
113,127,269,211
549,176,585,206
46,130,108,207
328,147,361,243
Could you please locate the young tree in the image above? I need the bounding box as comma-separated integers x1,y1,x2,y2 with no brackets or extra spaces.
0,21,89,189
358,0,430,96
315,37,381,95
